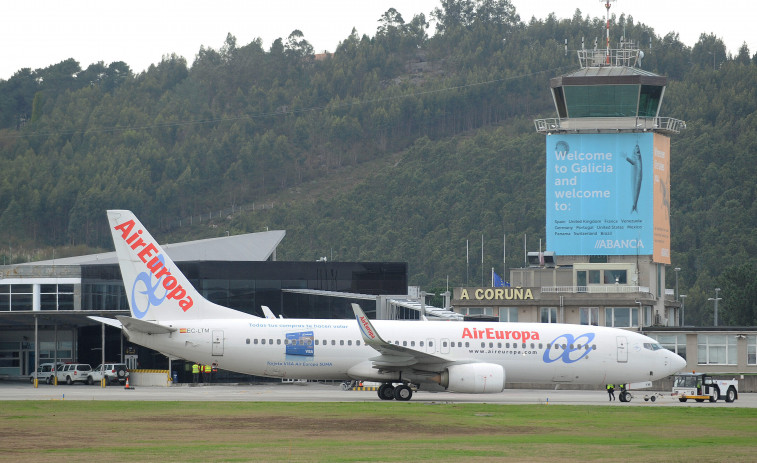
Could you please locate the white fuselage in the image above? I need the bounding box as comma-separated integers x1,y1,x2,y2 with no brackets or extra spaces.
126,317,683,387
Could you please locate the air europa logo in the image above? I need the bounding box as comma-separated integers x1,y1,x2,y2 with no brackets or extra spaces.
543,333,595,364
358,316,376,339
114,219,194,317
462,327,539,342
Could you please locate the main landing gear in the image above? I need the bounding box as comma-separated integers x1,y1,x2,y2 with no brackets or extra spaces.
377,382,413,401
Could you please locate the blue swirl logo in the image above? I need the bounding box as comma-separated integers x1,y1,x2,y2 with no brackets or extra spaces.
130,255,168,319
543,333,595,364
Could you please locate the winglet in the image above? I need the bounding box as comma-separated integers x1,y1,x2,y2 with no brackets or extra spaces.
351,303,386,346
261,306,277,319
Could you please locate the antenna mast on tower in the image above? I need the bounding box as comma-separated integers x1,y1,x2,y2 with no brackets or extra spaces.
602,0,617,64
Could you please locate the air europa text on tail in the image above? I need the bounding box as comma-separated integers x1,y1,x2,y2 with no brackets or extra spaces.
113,219,194,311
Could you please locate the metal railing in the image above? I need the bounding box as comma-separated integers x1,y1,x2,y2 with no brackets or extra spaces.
541,285,651,295
534,116,686,135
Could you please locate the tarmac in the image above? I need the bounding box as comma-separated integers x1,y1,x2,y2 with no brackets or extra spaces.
2,381,756,407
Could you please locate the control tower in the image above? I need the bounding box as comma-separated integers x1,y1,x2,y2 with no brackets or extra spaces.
533,5,686,325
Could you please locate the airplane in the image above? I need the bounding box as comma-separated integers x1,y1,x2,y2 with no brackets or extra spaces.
99,209,686,401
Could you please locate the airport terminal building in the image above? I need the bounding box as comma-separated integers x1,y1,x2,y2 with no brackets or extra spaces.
0,229,439,380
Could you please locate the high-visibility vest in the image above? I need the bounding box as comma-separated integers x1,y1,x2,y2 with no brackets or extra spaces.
607,384,613,390
204,365,211,373
192,364,199,374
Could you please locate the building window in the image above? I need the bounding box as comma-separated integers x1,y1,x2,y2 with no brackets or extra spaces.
697,334,737,365
580,307,599,326
605,307,639,328
541,307,558,323
467,307,493,316
649,334,686,360
748,336,756,366
603,270,627,284
499,307,518,322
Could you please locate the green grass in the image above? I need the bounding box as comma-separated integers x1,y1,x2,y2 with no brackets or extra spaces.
2,401,756,462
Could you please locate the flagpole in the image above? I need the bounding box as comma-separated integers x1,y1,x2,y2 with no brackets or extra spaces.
481,234,484,287
503,233,506,285
466,240,469,286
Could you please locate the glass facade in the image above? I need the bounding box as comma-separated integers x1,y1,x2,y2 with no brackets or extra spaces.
0,283,74,311
563,84,640,118
81,261,407,319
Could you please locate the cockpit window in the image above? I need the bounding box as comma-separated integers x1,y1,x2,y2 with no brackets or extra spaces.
643,342,664,351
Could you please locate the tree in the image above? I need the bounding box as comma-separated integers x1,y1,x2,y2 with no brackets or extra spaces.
717,262,757,326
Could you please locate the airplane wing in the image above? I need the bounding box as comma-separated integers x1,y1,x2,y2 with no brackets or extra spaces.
351,303,457,369
116,315,177,334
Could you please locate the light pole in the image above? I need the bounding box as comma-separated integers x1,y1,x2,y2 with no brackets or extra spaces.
674,267,681,301
679,295,687,326
708,288,722,326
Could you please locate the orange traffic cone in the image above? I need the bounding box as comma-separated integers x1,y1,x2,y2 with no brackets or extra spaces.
124,376,134,390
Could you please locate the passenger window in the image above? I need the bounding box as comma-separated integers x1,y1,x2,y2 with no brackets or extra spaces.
277,339,281,345
261,339,266,345
340,340,344,346
356,341,361,346
332,340,336,346
497,343,502,348
411,341,415,347
481,342,485,348
420,341,424,347
403,341,407,347
246,339,250,344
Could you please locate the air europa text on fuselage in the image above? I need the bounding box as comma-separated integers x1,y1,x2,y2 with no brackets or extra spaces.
113,219,194,311
462,327,540,342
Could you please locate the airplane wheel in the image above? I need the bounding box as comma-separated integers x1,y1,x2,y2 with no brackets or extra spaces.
726,387,736,403
378,383,395,400
679,398,687,402
650,395,656,402
394,384,412,401
618,391,626,402
623,391,632,402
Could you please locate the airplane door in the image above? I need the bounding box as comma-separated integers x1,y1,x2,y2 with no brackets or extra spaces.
616,336,628,363
212,330,224,356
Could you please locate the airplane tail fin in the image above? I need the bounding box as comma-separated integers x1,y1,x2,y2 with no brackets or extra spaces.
107,210,252,321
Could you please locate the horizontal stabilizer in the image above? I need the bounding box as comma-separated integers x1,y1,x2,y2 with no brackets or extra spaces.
88,316,123,329
116,315,177,334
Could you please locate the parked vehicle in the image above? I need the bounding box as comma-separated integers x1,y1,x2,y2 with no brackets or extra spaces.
87,363,129,385
29,362,64,384
55,363,92,385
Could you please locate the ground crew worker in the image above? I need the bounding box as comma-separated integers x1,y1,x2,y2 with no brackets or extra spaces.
607,384,615,401
192,362,199,384
204,364,212,383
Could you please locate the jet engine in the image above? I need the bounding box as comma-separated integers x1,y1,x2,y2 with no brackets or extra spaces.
436,363,505,393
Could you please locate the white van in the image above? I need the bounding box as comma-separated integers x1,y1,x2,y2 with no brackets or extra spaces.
29,362,64,384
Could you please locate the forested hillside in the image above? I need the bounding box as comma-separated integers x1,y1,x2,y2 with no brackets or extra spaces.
1,1,756,326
